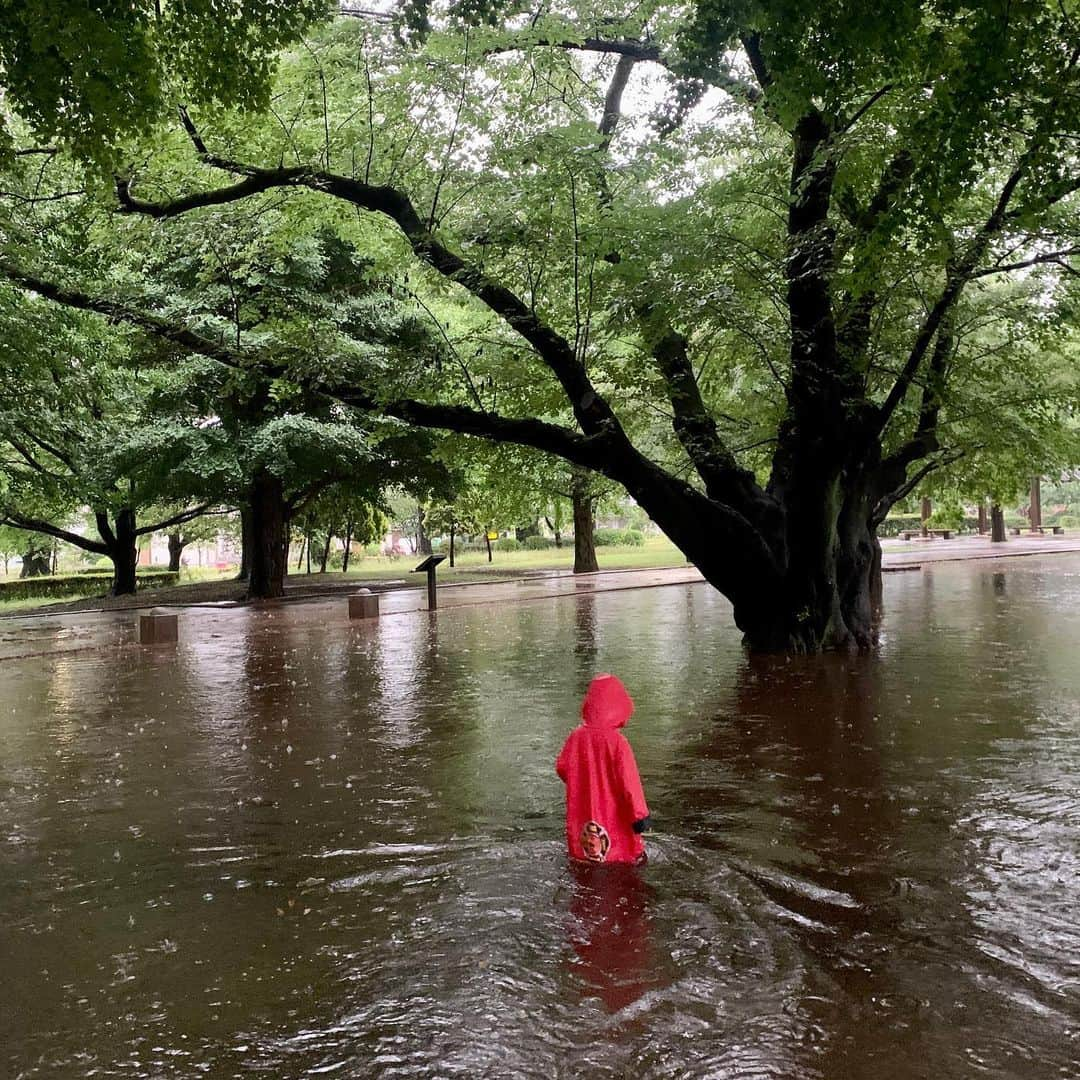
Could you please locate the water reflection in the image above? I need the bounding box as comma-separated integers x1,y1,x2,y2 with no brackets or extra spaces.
565,862,658,1014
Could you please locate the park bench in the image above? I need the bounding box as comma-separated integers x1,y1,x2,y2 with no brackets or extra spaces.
1009,526,1065,536
900,528,952,540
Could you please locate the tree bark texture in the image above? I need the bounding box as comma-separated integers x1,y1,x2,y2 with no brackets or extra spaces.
247,470,288,598
108,508,138,596
167,532,185,573
571,468,599,574
991,503,1007,543
416,505,432,556
342,523,353,573
237,506,253,582
20,543,52,577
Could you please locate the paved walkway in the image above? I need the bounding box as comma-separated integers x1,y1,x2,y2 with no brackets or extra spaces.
880,532,1080,567
4,535,1080,662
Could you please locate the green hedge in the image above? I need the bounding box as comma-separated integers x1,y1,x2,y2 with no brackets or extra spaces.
495,537,522,552
0,570,179,602
593,528,646,547
524,535,555,550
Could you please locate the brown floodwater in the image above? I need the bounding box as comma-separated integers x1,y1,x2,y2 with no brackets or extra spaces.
2,557,1079,1078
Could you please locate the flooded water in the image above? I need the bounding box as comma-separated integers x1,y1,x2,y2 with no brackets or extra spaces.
2,557,1079,1078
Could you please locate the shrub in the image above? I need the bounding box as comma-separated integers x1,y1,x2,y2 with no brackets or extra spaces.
496,537,522,552
0,570,179,603
524,535,554,550
619,528,645,546
592,528,619,546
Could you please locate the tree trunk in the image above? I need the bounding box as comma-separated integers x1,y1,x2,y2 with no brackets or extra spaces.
237,506,253,582
417,504,433,556
342,522,353,574
991,503,1007,543
167,531,185,573
19,542,52,577
1029,476,1042,530
977,502,988,534
449,523,456,568
571,469,599,574
545,516,563,548
319,533,332,573
247,470,287,599
485,533,493,562
109,508,138,596
295,534,306,571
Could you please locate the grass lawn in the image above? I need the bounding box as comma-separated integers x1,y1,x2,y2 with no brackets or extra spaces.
0,537,689,616
337,534,688,584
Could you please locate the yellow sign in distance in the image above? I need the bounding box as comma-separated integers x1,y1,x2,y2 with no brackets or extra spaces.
486,531,499,541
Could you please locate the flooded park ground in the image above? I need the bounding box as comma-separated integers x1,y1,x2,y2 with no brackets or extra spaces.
2,548,1079,1077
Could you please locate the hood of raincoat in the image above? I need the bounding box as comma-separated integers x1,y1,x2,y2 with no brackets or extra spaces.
581,673,634,729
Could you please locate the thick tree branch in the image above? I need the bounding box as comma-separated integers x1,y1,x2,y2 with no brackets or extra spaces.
0,510,109,554
134,503,213,537
838,84,894,133
739,32,772,91
598,54,636,144
487,32,761,105
970,245,1080,278
18,425,80,473
95,510,118,548
0,259,270,369
872,448,965,524
650,328,764,509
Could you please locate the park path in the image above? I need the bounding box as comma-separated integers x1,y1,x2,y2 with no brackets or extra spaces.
4,534,1080,662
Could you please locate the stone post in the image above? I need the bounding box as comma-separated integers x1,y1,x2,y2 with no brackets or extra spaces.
348,588,380,619
139,608,178,645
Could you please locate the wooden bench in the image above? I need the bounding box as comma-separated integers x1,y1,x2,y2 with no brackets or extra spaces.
1010,525,1065,536
900,528,952,540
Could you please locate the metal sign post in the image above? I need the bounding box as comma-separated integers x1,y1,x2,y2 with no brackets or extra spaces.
412,554,447,611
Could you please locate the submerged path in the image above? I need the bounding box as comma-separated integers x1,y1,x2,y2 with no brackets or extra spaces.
3,534,1080,661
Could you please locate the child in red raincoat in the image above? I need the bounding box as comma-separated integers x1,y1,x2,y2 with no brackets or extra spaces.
556,674,651,864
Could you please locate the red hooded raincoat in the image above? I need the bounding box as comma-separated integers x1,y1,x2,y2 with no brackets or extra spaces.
556,674,649,864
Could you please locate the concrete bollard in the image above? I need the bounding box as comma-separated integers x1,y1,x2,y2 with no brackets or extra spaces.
348,589,380,620
139,608,178,645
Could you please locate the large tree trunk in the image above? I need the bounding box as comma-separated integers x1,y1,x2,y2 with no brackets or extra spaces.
571,468,599,574
416,504,433,556
247,470,287,599
319,533,332,573
109,508,138,596
342,522,353,574
991,503,1007,543
167,531,185,573
237,506,253,582
19,541,52,577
